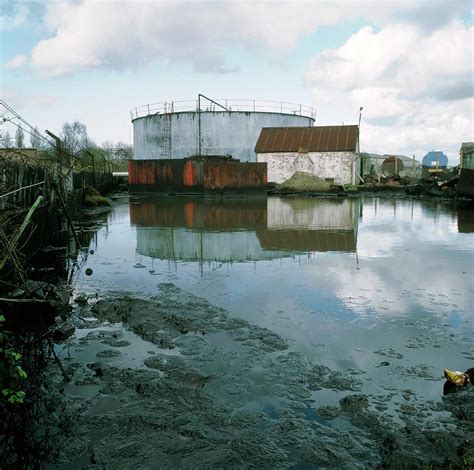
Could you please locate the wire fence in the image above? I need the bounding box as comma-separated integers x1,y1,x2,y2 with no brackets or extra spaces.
130,99,316,120
0,100,121,217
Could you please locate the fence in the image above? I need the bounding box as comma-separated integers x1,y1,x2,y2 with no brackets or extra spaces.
131,99,316,120
72,171,114,194
1,159,114,212
0,160,50,210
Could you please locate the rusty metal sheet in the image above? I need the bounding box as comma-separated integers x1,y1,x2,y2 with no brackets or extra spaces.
129,159,267,195
254,125,358,153
203,162,267,190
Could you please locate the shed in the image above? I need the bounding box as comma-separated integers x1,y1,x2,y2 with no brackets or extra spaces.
460,142,474,170
254,125,359,185
458,142,474,198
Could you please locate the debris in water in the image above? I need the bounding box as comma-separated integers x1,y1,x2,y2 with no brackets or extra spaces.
443,368,474,395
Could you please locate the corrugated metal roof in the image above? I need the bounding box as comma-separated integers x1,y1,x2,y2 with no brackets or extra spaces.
255,125,358,153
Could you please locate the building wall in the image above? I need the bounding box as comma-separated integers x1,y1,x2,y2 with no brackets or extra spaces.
133,111,313,162
257,151,355,184
461,150,474,170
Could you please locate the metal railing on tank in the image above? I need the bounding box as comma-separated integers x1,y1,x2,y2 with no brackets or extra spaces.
130,99,316,120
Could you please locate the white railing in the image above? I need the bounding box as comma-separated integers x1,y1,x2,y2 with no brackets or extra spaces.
130,99,316,120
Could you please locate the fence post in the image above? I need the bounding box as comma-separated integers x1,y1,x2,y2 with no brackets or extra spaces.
87,150,96,188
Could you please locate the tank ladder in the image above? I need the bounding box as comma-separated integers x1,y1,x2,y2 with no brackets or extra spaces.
161,105,172,159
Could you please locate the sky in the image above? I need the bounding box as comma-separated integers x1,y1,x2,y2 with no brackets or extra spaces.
1,0,473,164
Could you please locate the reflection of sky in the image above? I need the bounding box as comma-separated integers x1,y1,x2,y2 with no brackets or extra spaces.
73,197,474,399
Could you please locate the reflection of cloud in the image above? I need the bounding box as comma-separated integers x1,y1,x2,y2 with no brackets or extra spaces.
308,200,474,318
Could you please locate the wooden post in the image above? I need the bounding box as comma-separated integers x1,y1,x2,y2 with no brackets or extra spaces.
87,151,96,187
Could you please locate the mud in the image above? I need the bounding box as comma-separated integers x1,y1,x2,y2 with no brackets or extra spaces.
44,283,473,469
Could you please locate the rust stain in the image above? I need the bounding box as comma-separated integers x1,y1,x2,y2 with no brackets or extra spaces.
183,160,196,187
129,159,267,193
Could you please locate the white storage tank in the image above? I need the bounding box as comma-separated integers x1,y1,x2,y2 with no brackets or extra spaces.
131,97,315,162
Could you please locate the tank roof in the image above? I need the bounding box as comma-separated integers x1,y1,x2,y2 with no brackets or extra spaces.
131,99,315,121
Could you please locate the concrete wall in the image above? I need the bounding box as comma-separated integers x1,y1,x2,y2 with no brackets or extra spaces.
257,151,355,184
133,111,313,162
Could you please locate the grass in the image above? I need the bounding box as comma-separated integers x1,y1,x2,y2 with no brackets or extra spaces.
84,187,111,207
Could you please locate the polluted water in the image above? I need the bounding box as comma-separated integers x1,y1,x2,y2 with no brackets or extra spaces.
44,195,474,468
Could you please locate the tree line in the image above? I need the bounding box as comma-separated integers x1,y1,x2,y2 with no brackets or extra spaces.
0,121,132,170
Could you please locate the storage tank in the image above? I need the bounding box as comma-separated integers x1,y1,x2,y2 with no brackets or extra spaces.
131,97,315,162
421,151,448,178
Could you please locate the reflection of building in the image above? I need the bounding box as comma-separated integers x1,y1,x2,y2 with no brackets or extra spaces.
258,198,358,252
255,125,359,185
458,142,474,198
457,206,474,233
131,196,359,262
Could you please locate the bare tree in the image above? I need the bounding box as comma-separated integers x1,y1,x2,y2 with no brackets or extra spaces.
61,120,90,154
101,140,115,160
30,126,42,149
115,141,133,160
1,130,12,147
15,126,25,148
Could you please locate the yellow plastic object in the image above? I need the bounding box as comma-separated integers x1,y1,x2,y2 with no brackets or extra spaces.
444,369,468,386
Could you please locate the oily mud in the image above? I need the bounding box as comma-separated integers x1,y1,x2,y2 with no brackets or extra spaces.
44,283,473,469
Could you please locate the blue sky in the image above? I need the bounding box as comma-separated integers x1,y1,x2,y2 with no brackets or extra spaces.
1,0,473,163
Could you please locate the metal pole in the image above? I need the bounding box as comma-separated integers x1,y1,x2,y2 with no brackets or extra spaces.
198,94,201,156
45,130,62,185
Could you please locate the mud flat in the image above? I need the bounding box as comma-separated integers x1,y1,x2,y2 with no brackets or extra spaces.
43,283,473,469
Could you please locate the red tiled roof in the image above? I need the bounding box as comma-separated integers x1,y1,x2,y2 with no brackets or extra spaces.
254,125,358,153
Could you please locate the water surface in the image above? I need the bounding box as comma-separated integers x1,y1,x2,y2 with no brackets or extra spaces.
73,196,474,402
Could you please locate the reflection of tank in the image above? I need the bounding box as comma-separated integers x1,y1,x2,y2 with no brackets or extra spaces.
131,196,359,262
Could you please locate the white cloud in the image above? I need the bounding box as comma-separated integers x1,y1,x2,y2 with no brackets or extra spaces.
0,3,29,31
12,0,472,77
306,20,474,162
5,54,28,70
